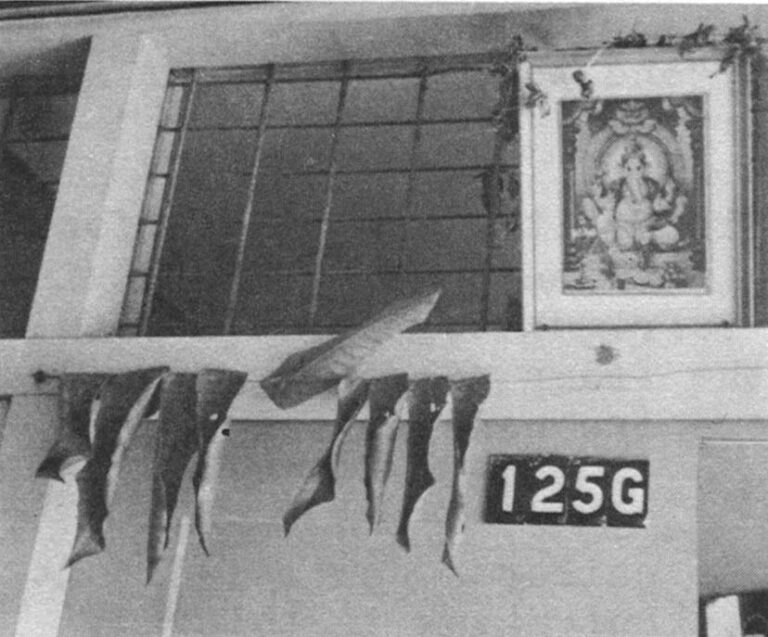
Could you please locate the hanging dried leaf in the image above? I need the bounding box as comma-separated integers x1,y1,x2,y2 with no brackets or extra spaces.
490,35,527,142
364,374,409,533
261,288,440,409
477,166,504,217
441,375,491,576
572,70,594,101
146,373,198,583
718,15,762,74
523,81,549,116
192,368,248,555
192,418,230,555
283,378,370,536
67,367,167,568
677,23,715,56
396,377,449,551
36,374,108,481
611,29,648,49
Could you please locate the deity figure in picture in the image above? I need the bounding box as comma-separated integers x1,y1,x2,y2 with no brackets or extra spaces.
563,97,704,292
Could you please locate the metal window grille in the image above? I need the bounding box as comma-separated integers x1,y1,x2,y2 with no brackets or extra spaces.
119,53,521,336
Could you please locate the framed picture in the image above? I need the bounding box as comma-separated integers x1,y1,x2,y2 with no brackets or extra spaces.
520,48,752,329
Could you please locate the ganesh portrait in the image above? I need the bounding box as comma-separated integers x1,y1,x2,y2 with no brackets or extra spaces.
562,97,705,292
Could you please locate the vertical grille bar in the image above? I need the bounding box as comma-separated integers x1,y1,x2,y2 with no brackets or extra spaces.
223,65,275,334
0,91,19,147
399,65,429,275
138,72,199,335
479,133,506,331
308,62,349,326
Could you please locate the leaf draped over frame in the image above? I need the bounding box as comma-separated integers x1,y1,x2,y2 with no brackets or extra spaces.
260,288,440,410
192,368,248,555
67,367,167,568
36,373,108,481
396,376,449,552
282,378,371,535
364,374,409,533
441,375,491,575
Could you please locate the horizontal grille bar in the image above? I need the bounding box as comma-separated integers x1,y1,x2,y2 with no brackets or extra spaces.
148,163,518,180
169,52,498,85
160,115,495,133
255,164,518,177
150,266,520,278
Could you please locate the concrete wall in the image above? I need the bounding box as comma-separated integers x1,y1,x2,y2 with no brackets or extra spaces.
50,415,768,636
0,395,57,631
0,329,766,636
55,418,696,637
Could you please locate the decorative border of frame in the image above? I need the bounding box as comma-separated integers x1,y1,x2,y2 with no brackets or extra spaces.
520,48,753,330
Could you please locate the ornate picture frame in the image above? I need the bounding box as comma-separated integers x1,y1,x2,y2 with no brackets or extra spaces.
520,48,752,329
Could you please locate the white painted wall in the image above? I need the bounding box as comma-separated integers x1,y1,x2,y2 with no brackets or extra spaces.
56,418,697,637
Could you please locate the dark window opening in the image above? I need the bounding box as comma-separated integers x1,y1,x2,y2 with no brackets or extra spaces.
120,54,521,336
0,72,82,338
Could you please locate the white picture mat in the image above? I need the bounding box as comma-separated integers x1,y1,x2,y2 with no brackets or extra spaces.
522,56,737,328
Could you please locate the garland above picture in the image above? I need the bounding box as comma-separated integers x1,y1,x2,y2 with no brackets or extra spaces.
491,16,764,115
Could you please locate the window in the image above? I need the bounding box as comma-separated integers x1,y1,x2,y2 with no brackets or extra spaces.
0,73,81,337
118,54,521,336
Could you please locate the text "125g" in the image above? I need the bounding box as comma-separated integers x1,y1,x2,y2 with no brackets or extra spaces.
484,455,649,528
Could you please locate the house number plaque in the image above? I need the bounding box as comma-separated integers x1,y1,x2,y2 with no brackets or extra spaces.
485,454,649,528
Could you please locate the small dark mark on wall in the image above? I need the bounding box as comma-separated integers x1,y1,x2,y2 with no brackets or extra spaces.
32,369,57,384
596,344,618,365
